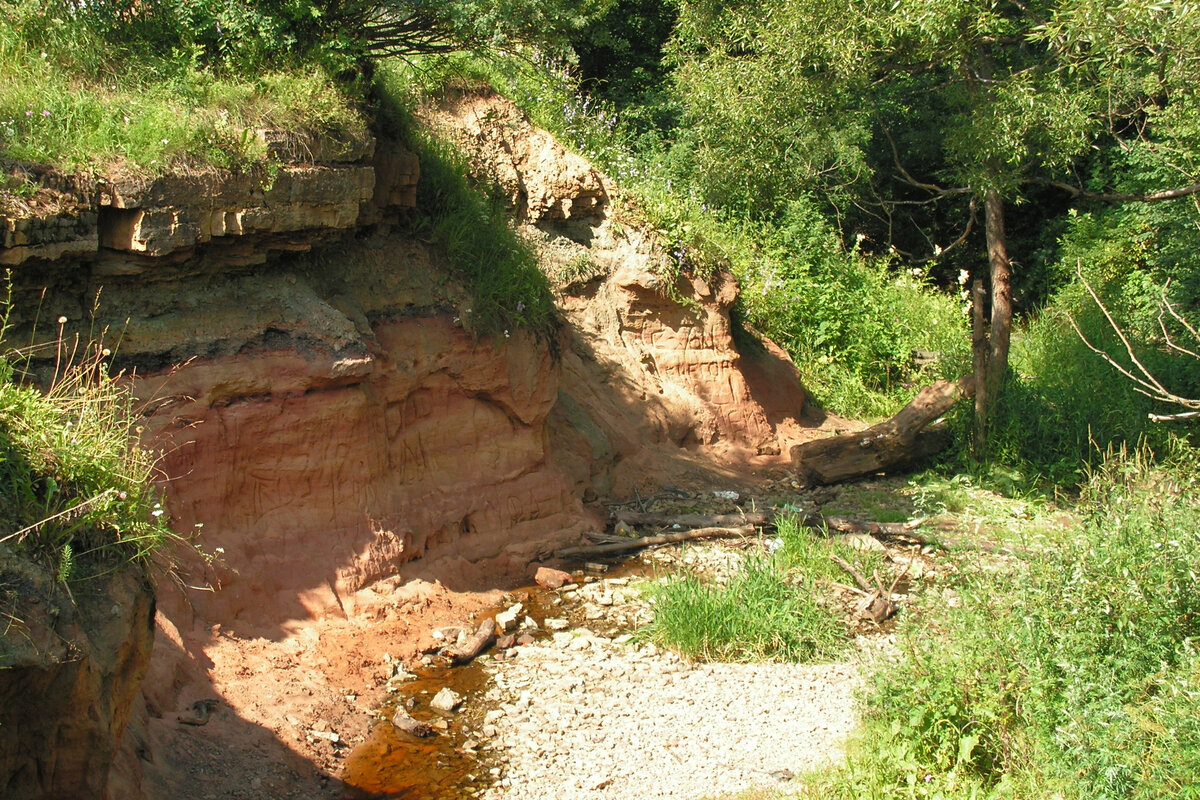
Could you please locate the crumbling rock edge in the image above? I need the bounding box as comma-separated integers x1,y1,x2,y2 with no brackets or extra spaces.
0,100,839,799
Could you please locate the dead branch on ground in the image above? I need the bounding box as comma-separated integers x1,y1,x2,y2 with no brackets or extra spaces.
439,618,496,665
558,526,756,558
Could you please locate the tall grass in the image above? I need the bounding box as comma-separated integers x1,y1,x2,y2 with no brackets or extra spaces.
798,441,1200,799
0,322,172,583
370,63,557,340
640,513,881,662
0,2,363,182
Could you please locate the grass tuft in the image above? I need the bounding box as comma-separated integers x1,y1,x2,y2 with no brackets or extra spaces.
0,305,172,583
640,513,866,663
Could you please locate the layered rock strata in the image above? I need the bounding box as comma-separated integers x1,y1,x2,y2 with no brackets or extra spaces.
0,98,825,799
0,552,155,800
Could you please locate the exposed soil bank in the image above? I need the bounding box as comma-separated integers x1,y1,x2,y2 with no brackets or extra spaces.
0,553,154,800
0,93,839,798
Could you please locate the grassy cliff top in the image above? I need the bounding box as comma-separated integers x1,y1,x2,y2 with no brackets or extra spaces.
0,3,370,202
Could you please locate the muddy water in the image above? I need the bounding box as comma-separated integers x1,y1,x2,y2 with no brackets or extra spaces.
339,661,492,799
339,560,653,799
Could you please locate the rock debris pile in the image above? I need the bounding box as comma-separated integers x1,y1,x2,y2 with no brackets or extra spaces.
476,630,860,800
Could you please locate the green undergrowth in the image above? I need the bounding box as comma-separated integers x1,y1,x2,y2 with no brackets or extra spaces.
371,64,557,341
0,3,363,184
640,513,883,662
423,50,970,420
0,320,173,585
792,441,1200,800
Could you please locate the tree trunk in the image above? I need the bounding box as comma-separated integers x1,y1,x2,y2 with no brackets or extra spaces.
972,277,988,456
973,188,1014,454
985,188,1013,398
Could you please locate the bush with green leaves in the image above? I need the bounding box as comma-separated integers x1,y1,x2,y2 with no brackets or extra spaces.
0,330,173,584
802,442,1200,799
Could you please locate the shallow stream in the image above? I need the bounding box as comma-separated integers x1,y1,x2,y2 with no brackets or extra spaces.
339,559,652,799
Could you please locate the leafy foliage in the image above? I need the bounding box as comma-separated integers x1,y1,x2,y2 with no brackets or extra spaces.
800,443,1200,799
0,323,173,582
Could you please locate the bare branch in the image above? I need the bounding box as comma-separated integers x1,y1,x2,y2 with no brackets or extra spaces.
1070,264,1200,418
1035,179,1200,204
1149,410,1200,422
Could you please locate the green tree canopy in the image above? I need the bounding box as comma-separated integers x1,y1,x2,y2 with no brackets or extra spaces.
668,0,1200,446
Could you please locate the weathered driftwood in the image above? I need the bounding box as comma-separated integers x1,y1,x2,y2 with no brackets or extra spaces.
439,618,496,665
614,508,921,539
830,553,874,592
830,556,897,623
612,510,773,528
391,706,434,738
830,553,906,625
558,525,756,558
791,377,972,486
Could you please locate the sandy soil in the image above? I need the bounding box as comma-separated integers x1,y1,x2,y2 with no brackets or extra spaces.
128,578,505,799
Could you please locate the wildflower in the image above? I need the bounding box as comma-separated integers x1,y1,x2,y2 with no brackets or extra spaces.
25,111,32,117
515,301,525,313
41,109,50,117
123,115,130,124
161,138,169,145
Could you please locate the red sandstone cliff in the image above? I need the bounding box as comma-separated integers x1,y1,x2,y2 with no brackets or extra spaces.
0,94,825,798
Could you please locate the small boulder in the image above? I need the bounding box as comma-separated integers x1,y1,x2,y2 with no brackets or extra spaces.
495,603,524,632
534,566,573,590
430,687,463,713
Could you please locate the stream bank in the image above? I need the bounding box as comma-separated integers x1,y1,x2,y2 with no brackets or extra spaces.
338,528,913,800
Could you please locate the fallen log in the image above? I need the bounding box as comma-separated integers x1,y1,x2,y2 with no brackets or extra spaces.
613,510,773,528
558,525,756,558
439,618,496,665
791,377,972,486
613,508,920,539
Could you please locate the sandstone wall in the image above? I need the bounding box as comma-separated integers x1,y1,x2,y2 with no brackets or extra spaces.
0,553,155,800
0,104,825,798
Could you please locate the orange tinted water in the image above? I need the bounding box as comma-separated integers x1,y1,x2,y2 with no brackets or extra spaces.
340,558,654,798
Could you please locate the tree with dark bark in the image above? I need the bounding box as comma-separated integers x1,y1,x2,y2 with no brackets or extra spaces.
670,0,1200,451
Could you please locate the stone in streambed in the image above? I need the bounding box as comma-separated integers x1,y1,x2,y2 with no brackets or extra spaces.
534,566,572,589
496,603,524,633
431,688,463,713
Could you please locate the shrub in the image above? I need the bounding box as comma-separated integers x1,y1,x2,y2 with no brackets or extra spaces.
0,319,173,583
806,442,1200,799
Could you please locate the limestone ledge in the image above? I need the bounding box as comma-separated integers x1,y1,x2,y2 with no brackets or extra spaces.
0,133,419,266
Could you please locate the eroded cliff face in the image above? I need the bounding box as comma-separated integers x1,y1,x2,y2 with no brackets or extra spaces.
422,90,824,498
0,552,155,800
0,96,824,798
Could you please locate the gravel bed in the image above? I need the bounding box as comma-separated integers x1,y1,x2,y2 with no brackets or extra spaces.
476,629,862,799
